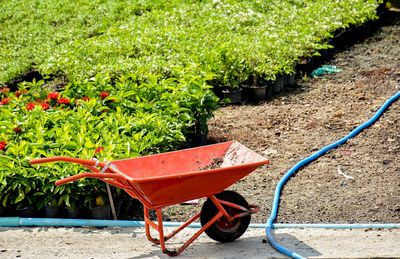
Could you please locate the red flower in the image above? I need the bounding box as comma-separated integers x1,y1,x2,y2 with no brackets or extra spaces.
0,141,7,151
99,92,109,99
26,102,36,111
0,87,10,94
40,102,50,110
13,127,22,134
95,146,104,153
57,97,70,105
15,90,28,97
0,98,10,105
47,92,60,100
81,96,90,102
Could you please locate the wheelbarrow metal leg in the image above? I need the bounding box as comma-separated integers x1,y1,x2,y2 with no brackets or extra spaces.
159,210,225,256
143,205,225,256
163,211,201,241
144,207,161,245
209,195,235,221
209,195,258,222
144,207,202,244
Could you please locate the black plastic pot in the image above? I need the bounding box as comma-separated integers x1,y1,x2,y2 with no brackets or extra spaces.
246,85,268,102
0,206,15,216
65,208,82,219
191,133,207,147
222,89,242,104
90,204,111,220
16,206,36,217
44,206,61,218
272,76,284,94
116,199,144,220
265,81,274,99
285,73,296,87
184,131,208,148
296,57,315,76
0,207,8,217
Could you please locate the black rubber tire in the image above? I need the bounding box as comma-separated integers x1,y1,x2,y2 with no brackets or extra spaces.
200,190,251,243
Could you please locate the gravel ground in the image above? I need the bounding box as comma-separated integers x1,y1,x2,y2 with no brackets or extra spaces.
0,227,399,258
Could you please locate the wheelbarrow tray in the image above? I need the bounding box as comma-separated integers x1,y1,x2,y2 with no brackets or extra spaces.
111,141,268,208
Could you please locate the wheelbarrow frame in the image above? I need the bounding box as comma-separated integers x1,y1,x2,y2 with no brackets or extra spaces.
30,141,268,256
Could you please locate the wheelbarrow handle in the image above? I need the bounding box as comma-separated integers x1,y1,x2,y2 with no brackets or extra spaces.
55,173,124,186
30,156,105,167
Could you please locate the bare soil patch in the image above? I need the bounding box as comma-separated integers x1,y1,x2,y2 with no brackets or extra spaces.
168,13,400,224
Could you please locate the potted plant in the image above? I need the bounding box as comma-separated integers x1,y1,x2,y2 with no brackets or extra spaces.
64,198,83,218
89,194,111,220
115,192,144,220
14,191,37,218
243,75,271,102
221,86,242,104
56,180,85,218
0,173,15,216
7,170,42,217
284,72,296,88
217,49,248,104
79,180,111,220
43,198,60,218
272,74,284,94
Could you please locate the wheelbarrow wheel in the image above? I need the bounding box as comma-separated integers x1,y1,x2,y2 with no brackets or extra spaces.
200,190,251,243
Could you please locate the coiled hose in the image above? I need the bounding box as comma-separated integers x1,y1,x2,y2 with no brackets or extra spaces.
265,91,400,259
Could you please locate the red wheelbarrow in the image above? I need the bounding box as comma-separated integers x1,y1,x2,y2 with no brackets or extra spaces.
30,141,269,256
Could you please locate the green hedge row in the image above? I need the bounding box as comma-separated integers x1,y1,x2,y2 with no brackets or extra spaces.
1,0,381,88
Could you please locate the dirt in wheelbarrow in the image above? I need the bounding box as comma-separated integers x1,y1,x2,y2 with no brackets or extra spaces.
164,13,400,224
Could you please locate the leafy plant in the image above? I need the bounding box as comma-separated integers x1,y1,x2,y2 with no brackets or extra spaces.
0,0,381,90
0,71,218,212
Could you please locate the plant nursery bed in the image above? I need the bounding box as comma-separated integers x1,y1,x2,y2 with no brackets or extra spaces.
165,12,400,224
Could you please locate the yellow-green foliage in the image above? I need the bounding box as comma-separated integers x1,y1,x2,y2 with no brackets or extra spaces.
1,0,381,87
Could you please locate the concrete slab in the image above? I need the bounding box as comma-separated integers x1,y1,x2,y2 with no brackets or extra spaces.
0,227,399,258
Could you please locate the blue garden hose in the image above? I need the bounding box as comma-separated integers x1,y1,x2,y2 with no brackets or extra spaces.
265,91,400,259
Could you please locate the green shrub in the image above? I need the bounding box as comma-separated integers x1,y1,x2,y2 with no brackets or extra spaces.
0,73,218,211
1,0,381,88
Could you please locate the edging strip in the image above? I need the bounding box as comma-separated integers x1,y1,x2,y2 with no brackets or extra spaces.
1,217,400,230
